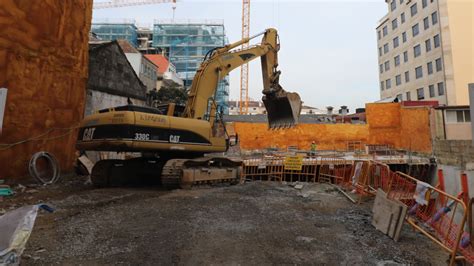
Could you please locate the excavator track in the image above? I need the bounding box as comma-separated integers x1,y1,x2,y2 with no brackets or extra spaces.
161,159,187,189
90,158,163,187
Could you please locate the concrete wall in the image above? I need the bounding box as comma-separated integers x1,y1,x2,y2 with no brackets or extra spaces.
0,0,93,179
433,140,474,167
233,103,433,153
85,90,145,116
88,42,146,101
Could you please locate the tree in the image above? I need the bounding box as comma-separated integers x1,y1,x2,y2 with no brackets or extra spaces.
148,85,188,107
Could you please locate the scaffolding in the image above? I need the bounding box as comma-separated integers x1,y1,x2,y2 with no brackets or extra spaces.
91,20,139,47
152,20,230,114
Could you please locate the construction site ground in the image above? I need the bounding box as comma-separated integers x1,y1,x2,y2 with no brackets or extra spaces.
1,175,447,265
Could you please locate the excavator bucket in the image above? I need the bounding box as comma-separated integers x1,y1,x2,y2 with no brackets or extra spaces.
263,91,302,129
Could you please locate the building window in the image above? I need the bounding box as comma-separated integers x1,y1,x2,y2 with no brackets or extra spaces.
438,82,445,95
402,32,407,43
435,58,442,71
405,71,410,82
412,24,419,37
395,55,400,66
429,84,435,97
381,81,385,91
406,91,411,100
378,31,381,40
446,110,471,123
401,12,406,23
380,64,384,73
396,74,402,85
415,66,423,79
403,51,408,62
384,61,390,71
432,11,438,25
414,44,421,57
386,79,392,89
383,26,388,37
393,37,399,48
384,43,389,54
422,0,428,8
392,19,398,30
379,47,382,56
391,0,397,11
425,39,432,52
423,17,430,30
411,3,418,17
396,94,403,101
434,34,440,48
417,88,425,100
427,62,433,74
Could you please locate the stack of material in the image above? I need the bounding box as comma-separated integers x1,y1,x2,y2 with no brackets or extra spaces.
372,189,408,241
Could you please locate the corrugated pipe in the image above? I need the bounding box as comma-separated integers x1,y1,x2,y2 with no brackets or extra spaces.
28,152,61,185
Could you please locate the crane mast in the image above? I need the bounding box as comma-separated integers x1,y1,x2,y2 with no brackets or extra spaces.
240,0,250,114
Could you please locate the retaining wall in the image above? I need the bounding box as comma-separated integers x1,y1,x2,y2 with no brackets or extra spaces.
233,103,432,153
0,0,93,179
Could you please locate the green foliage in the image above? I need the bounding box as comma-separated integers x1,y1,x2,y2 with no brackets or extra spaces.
149,85,188,106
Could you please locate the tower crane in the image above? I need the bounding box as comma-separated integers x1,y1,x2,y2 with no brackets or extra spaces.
240,0,250,114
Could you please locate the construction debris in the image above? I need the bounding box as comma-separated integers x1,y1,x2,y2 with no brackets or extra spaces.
0,204,53,265
372,189,407,242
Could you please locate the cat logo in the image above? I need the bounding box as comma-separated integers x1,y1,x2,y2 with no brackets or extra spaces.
169,135,181,143
82,127,96,141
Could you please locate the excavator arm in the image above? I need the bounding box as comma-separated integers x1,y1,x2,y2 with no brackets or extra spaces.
183,28,301,129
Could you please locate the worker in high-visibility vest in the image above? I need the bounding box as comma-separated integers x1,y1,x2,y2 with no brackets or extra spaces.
310,141,317,156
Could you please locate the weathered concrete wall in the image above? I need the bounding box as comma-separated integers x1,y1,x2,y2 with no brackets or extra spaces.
234,103,433,153
85,90,145,116
0,0,93,179
88,41,146,101
434,140,474,167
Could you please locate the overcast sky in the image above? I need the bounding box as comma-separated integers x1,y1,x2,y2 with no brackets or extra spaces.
93,0,388,110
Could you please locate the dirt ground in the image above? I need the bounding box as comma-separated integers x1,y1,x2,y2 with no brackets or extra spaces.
1,176,447,265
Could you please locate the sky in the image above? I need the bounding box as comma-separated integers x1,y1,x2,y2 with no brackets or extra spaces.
93,0,388,110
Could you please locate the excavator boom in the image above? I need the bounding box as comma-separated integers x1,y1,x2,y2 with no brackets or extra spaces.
184,28,301,129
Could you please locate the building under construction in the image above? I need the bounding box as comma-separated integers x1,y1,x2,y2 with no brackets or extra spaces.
91,19,139,47
90,19,230,114
152,19,230,114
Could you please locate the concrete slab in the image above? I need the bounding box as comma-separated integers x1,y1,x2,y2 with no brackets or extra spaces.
372,189,408,241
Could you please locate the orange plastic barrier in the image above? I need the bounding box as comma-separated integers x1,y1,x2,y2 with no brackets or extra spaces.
386,171,468,266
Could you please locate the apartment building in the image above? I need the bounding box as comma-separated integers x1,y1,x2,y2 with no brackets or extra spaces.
376,0,473,105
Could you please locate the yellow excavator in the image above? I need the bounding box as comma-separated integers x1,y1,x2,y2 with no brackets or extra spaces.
76,28,301,188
